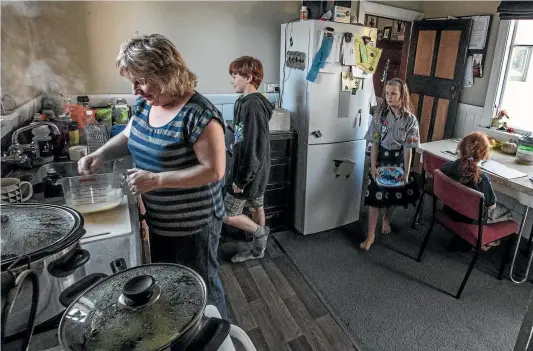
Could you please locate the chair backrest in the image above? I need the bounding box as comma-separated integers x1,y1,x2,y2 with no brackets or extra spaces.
433,169,484,221
423,152,448,176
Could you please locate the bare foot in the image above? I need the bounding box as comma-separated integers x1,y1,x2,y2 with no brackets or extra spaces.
360,235,375,251
382,218,391,235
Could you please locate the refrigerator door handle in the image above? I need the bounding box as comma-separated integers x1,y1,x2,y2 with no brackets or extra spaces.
311,130,323,138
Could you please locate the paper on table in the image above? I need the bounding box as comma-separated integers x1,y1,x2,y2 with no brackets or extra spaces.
481,160,527,180
463,56,474,88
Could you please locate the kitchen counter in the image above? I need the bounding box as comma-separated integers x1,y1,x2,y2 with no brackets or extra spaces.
5,156,143,273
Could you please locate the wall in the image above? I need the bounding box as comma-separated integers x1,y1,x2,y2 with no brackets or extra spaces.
1,1,90,110
81,1,300,95
421,1,501,107
369,1,424,13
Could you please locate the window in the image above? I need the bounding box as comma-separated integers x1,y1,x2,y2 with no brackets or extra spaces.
509,46,532,82
497,20,533,132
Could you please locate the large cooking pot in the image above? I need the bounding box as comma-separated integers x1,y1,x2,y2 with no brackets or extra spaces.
59,259,231,351
1,203,89,342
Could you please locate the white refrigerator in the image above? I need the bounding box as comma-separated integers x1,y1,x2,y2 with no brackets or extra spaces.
280,20,377,235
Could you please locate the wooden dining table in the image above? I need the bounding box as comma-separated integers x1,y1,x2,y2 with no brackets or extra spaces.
417,138,533,284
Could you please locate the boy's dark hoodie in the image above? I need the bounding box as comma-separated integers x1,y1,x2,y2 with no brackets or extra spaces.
231,92,273,199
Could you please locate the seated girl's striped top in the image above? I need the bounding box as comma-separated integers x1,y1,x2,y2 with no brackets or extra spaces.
127,93,226,236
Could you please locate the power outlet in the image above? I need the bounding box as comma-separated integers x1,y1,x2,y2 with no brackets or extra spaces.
266,83,280,93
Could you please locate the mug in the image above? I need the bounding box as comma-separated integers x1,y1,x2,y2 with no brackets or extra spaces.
68,145,88,161
0,178,33,203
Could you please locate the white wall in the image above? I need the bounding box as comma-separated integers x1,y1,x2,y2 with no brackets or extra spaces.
82,1,300,95
1,2,90,109
1,1,300,108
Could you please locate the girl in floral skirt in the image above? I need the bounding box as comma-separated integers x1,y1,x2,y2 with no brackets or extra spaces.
362,78,421,251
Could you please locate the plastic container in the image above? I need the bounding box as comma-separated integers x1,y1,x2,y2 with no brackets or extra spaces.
32,125,51,139
56,173,125,214
32,126,55,164
300,6,308,20
515,136,533,165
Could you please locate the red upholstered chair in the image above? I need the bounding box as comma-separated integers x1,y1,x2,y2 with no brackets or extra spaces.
416,170,518,299
410,152,448,229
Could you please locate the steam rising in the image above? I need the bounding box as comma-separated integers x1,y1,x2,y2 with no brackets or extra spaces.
1,1,87,107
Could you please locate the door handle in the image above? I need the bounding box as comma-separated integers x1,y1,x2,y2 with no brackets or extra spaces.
450,84,457,99
311,130,322,138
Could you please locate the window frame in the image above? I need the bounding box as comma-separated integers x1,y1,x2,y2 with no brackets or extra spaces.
482,19,533,135
482,20,516,128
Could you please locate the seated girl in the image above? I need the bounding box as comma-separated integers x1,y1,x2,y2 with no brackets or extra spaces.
440,132,514,250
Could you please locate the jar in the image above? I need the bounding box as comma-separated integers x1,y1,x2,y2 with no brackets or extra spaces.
43,168,63,198
300,6,308,20
515,136,533,165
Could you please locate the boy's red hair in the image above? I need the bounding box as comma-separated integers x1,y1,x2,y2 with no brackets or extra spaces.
229,56,263,89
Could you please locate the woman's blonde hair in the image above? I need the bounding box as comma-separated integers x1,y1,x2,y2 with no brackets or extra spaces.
116,34,197,97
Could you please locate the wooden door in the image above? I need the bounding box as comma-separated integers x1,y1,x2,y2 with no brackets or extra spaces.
406,19,472,143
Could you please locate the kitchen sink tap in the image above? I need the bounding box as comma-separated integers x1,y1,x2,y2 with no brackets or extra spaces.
2,122,61,168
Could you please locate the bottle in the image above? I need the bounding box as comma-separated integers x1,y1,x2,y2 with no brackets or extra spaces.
68,121,80,146
300,6,308,21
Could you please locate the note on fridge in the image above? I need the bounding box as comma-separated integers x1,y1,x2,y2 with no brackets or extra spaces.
342,39,356,65
480,160,527,180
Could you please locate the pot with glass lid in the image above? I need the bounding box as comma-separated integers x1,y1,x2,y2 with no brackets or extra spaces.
1,203,89,346
59,259,233,351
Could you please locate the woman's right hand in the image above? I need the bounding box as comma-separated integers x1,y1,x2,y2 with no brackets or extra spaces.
78,154,103,175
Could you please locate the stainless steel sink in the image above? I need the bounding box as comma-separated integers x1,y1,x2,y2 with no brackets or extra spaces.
30,157,132,185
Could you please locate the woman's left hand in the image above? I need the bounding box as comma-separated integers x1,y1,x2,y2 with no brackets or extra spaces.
126,168,159,196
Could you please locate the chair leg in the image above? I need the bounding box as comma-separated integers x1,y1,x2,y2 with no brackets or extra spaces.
411,192,425,229
498,236,513,280
456,250,480,299
416,220,434,262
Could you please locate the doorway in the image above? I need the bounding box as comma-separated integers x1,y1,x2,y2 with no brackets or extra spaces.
365,15,412,100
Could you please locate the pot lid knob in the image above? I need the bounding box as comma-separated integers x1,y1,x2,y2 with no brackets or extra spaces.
122,275,155,306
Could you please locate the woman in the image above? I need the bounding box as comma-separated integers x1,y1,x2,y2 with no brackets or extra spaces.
362,78,421,251
78,34,227,316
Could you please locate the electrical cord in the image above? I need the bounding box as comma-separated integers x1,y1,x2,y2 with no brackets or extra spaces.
280,18,299,109
1,256,40,351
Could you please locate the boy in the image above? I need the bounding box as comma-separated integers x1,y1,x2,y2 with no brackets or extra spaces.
225,56,273,263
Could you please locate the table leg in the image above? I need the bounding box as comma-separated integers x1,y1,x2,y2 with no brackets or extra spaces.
510,207,533,284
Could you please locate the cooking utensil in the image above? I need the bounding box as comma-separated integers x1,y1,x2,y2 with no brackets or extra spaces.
59,259,231,351
56,173,126,214
84,123,109,154
1,203,88,341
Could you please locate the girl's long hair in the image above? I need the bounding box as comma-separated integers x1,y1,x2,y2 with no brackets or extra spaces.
457,132,490,184
380,78,414,117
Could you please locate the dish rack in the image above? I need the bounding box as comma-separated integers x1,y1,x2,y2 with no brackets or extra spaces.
85,123,110,154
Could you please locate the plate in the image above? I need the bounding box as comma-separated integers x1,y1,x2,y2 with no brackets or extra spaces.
376,166,404,188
